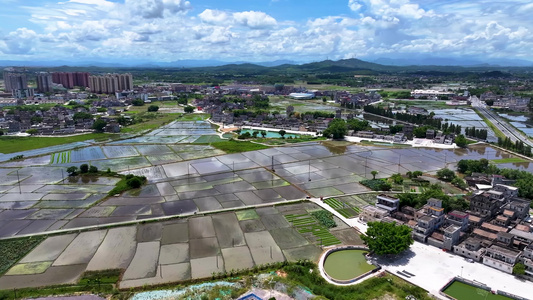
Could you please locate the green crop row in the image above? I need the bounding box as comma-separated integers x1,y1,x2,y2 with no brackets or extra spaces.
50,151,71,164
324,198,343,209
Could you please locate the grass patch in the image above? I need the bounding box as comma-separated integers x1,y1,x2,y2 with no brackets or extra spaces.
0,134,108,154
491,157,528,164
473,108,506,139
0,236,46,276
192,135,225,144
282,261,432,300
107,174,147,196
211,140,269,154
176,113,210,121
120,113,181,133
236,209,259,221
6,261,53,275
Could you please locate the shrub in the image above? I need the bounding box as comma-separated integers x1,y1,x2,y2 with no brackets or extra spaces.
79,164,89,173
126,177,142,188
147,105,159,112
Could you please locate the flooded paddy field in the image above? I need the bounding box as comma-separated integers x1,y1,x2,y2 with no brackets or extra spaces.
0,202,340,289
0,139,529,238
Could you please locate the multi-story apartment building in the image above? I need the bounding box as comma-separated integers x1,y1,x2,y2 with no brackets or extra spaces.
36,72,53,93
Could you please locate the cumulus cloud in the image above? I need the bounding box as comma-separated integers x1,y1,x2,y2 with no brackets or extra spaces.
233,11,277,29
1,0,533,62
199,9,229,24
125,0,190,19
0,28,37,54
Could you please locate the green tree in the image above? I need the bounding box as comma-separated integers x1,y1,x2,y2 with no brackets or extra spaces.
451,177,467,189
455,134,467,148
147,105,159,112
26,129,38,135
177,97,188,105
184,106,194,113
371,170,378,179
89,166,98,173
513,262,526,276
361,221,414,255
390,173,403,184
261,130,267,138
126,177,143,188
278,130,286,139
66,166,78,176
252,131,259,138
412,171,423,178
73,112,92,120
92,119,107,132
132,99,144,106
437,168,456,182
79,164,89,173
323,118,347,139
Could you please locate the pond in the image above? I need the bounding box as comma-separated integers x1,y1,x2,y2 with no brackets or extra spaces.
323,249,375,281
239,129,308,139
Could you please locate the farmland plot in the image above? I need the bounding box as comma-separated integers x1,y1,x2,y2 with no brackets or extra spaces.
70,147,106,162
102,146,139,158
135,145,174,156
50,151,71,164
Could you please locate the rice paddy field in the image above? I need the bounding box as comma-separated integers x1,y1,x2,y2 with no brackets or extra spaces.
1,117,533,292
0,203,333,289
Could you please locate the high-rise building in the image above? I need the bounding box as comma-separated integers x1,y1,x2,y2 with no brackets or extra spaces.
51,72,90,89
3,68,28,92
88,73,133,94
36,72,53,93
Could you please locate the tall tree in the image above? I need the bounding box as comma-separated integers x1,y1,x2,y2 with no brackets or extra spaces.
323,118,347,139
361,222,414,255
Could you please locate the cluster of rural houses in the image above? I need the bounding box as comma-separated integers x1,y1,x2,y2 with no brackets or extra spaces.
480,92,531,112
360,175,533,278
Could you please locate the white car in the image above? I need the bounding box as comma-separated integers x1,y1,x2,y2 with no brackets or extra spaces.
466,258,474,263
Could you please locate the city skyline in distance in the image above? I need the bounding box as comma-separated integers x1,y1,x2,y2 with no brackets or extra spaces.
1,0,533,66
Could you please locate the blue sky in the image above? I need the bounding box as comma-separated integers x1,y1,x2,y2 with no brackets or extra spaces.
1,0,532,64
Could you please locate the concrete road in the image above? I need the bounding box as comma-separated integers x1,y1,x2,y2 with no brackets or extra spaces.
471,95,533,147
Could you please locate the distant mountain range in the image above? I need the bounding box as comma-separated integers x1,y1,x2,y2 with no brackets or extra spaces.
0,59,299,68
1,57,532,73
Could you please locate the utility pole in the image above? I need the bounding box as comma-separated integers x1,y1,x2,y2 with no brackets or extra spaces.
16,169,21,194
271,156,275,172
397,154,401,174
365,156,368,179
308,160,311,181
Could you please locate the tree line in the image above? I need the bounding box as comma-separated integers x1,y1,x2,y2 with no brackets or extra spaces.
497,137,532,157
464,126,488,140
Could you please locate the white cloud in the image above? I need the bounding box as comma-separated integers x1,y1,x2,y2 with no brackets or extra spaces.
124,0,190,19
0,28,37,54
1,0,533,63
199,9,229,24
233,11,277,29
348,0,362,12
